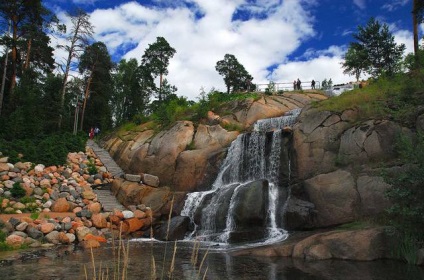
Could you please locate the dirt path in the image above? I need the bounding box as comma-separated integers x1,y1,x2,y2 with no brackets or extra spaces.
0,212,76,223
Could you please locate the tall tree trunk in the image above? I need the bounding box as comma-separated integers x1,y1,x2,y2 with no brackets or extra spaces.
24,38,32,70
0,21,11,116
80,72,93,131
159,72,163,101
8,16,18,97
413,0,419,55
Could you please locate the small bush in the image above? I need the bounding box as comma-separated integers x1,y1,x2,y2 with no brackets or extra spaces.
30,212,40,220
20,196,36,204
10,182,26,198
87,158,98,175
0,132,86,165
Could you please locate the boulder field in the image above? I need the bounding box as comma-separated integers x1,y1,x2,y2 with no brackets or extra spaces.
0,148,155,250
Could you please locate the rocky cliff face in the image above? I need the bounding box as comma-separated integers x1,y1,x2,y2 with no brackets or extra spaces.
102,93,326,192
285,106,409,230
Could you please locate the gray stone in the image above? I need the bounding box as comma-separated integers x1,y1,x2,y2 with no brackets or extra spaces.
122,210,134,219
15,222,28,231
143,174,159,187
9,217,20,228
27,227,43,239
283,197,315,230
125,174,142,182
11,231,27,238
76,209,92,218
45,231,60,244
357,175,391,216
33,187,44,196
155,216,190,241
304,170,360,227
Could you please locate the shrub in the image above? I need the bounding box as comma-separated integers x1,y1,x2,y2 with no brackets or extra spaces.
10,182,26,198
0,132,86,166
87,158,98,175
385,132,424,261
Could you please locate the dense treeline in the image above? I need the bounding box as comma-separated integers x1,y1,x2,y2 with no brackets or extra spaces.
0,1,255,135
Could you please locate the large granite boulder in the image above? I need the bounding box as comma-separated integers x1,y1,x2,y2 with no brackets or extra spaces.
111,178,187,218
287,107,413,230
155,216,190,241
232,227,395,261
304,170,360,228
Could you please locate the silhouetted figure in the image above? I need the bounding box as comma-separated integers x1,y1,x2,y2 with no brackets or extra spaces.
311,79,315,89
293,80,297,90
296,78,301,90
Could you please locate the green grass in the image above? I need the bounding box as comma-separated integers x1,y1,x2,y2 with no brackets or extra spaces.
336,220,373,230
313,72,424,127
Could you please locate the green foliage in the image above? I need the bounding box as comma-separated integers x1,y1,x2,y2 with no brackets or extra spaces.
221,122,243,132
111,58,150,126
392,232,420,264
348,17,405,78
385,132,424,256
186,140,196,151
30,212,40,220
10,182,26,198
0,132,86,165
0,231,6,243
79,41,114,131
140,37,176,102
315,69,424,125
87,158,98,175
342,46,368,81
215,54,253,94
150,94,194,128
336,221,370,230
20,196,36,204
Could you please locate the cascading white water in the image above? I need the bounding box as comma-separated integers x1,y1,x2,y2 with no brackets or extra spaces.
181,108,301,244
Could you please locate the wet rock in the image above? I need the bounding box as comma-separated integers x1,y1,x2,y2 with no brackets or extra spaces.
80,239,100,249
155,216,190,241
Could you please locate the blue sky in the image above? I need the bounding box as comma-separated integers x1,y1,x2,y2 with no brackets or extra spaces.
45,0,418,99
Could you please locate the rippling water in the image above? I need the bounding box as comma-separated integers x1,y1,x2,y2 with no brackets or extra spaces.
0,240,423,280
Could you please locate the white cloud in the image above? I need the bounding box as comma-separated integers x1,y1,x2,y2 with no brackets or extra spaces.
270,46,354,87
382,0,410,12
393,29,414,55
75,0,317,99
353,0,366,10
50,0,412,101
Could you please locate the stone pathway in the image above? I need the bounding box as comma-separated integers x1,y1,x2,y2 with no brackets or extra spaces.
86,139,126,212
86,140,124,178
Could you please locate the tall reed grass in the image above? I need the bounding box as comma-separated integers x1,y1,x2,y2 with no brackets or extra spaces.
84,196,209,279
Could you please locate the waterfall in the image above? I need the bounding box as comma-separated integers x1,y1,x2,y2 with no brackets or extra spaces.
181,108,301,244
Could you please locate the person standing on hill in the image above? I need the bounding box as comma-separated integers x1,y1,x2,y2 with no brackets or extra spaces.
311,79,316,89
293,80,297,90
297,78,301,90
